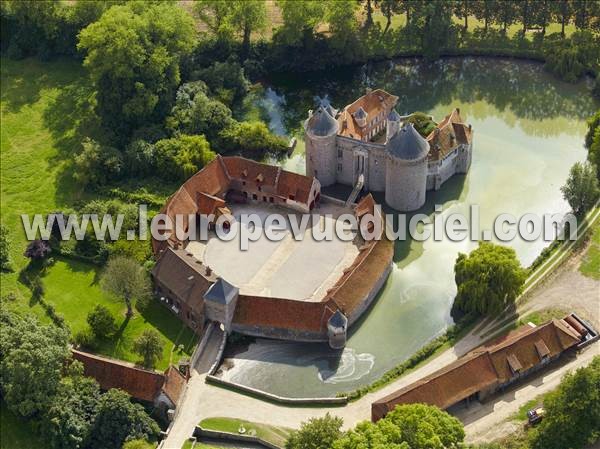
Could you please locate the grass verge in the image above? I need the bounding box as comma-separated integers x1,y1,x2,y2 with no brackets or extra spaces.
199,417,292,448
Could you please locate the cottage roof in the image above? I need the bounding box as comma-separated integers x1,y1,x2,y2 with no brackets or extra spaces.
387,123,430,160
372,317,582,420
152,247,214,313
307,105,339,137
353,107,367,120
204,277,238,305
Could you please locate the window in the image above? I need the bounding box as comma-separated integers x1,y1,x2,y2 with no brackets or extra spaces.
258,186,262,191
252,193,257,200
242,181,246,186
263,196,267,202
288,194,295,200
269,197,274,203
338,163,342,172
338,149,343,158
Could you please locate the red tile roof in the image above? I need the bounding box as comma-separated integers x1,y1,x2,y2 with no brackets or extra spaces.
338,89,399,140
427,108,472,161
372,318,581,421
161,366,187,405
72,349,165,402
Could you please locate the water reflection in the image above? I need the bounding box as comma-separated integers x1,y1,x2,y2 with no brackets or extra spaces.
221,57,597,398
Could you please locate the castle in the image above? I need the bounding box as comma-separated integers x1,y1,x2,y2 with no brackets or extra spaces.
305,89,474,211
151,155,393,349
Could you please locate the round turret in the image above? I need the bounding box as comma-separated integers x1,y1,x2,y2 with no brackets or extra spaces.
327,310,348,349
305,105,339,187
385,123,429,211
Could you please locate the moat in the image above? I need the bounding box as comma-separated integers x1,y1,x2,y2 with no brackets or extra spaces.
218,57,598,398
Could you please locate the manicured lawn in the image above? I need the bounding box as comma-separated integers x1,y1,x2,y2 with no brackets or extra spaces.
1,57,197,370
199,417,292,448
580,220,600,280
0,402,46,449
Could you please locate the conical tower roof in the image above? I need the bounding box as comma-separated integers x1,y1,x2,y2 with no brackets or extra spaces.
387,123,430,160
307,105,339,137
388,108,401,121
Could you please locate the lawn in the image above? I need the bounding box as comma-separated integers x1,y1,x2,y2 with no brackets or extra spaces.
0,57,197,370
0,402,46,449
199,417,293,448
580,220,600,280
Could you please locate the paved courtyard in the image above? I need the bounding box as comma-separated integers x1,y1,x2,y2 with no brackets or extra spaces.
185,202,360,301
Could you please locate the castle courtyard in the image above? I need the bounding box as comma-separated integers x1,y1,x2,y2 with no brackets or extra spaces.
185,201,360,301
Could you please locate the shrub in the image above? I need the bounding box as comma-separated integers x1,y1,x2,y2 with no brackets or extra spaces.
24,239,52,260
154,134,216,181
73,138,123,189
87,305,116,339
74,328,97,350
218,121,288,157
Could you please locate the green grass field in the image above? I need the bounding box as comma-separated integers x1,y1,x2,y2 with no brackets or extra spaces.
580,220,600,280
0,57,197,370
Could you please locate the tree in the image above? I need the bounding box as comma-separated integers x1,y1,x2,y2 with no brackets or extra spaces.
472,0,493,32
0,311,71,418
417,0,454,61
551,0,573,37
333,404,465,449
154,134,216,181
561,161,600,216
0,224,11,271
326,0,360,53
133,330,164,369
453,0,472,31
73,138,123,189
454,242,527,316
24,238,51,260
530,356,600,449
77,3,196,139
232,1,268,58
585,111,600,180
275,0,326,46
376,0,400,36
219,121,288,157
286,413,343,449
101,256,150,318
493,0,517,33
87,304,117,339
43,364,101,449
87,389,160,449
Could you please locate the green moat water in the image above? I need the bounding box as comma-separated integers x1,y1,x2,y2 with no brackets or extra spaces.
220,57,598,398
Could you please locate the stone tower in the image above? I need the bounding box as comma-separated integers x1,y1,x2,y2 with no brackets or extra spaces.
203,277,239,332
305,104,339,187
327,310,348,349
386,109,401,141
385,123,429,211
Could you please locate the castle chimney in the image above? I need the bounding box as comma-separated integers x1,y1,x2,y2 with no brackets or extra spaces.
205,266,212,276
468,124,472,131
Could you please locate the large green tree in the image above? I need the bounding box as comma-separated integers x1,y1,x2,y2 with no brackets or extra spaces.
87,389,160,449
530,356,600,449
0,311,71,418
561,161,600,216
286,413,343,449
77,2,196,139
275,0,326,46
153,134,216,181
43,363,102,449
101,256,151,317
454,242,527,316
334,404,465,449
195,0,267,57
